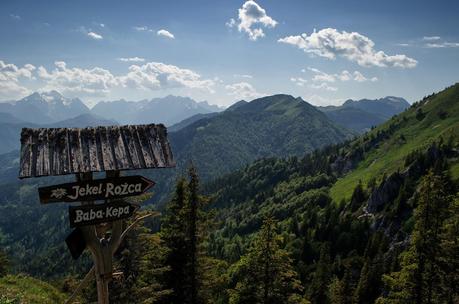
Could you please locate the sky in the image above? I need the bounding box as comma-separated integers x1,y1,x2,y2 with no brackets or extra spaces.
0,0,458,107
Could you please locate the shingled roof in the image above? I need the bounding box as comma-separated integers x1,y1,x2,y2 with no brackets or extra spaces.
19,124,175,178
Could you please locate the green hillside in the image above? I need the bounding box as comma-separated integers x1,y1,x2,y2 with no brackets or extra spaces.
330,83,459,202
169,94,353,180
0,274,67,304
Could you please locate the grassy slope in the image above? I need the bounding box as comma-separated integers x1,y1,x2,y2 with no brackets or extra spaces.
330,83,459,202
0,274,67,304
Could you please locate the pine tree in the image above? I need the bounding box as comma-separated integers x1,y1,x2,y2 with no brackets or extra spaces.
329,270,352,304
439,197,459,303
377,171,452,304
228,217,305,304
161,177,189,304
309,243,332,304
161,167,213,304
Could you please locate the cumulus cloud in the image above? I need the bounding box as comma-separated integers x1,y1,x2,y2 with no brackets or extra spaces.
37,61,118,96
87,31,103,40
133,26,149,31
10,14,21,20
0,60,35,99
310,82,337,91
118,57,145,62
228,0,277,41
425,42,459,48
157,29,175,39
290,77,308,87
279,28,417,68
423,36,441,41
225,82,262,100
307,67,377,83
233,74,253,79
120,62,215,92
1,59,215,99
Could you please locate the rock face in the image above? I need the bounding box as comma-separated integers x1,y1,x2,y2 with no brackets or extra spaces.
367,172,404,213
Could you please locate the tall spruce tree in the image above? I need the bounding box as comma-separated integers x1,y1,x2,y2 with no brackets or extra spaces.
439,197,459,303
161,177,189,304
309,243,332,304
161,167,212,304
228,217,306,304
377,170,452,304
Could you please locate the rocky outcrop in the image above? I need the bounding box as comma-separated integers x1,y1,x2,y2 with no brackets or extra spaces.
367,172,404,213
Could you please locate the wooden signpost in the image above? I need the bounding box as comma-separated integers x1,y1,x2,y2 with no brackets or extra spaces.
69,201,138,228
18,124,175,304
39,176,155,204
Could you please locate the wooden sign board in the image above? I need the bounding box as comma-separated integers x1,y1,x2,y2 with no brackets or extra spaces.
69,201,137,228
38,175,155,204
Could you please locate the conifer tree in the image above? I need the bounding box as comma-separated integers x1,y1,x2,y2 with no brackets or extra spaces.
439,197,459,303
161,177,189,304
377,171,452,304
309,243,332,303
228,217,305,304
161,167,213,304
329,269,352,304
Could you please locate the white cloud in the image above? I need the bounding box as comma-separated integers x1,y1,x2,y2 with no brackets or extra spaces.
87,31,103,40
290,77,308,86
10,14,21,20
119,62,215,92
0,60,35,99
118,57,145,62
279,28,417,68
2,60,215,99
37,61,118,97
225,82,262,100
310,82,338,91
133,26,149,31
157,29,175,39
229,0,277,41
423,36,441,41
100,23,105,28
233,74,253,79
307,67,377,83
425,42,459,48
226,18,236,28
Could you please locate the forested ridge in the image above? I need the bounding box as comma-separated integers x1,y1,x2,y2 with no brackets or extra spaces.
0,84,458,303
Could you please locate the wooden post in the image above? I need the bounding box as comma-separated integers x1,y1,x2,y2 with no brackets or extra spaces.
78,170,124,304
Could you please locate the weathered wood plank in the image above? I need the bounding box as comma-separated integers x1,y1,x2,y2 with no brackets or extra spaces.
18,124,175,178
146,125,165,167
69,129,84,173
98,126,116,171
79,128,92,173
109,126,130,170
86,127,101,172
135,125,156,167
54,128,70,175
120,126,142,169
35,129,47,176
19,129,33,178
157,125,175,166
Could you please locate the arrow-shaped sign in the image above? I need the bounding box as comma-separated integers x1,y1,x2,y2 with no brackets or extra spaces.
68,201,138,228
38,175,155,204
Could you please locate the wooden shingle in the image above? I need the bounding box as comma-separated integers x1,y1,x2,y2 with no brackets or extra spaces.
19,124,175,178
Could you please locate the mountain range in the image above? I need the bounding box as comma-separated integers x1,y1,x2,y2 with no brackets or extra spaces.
319,96,410,133
91,95,223,126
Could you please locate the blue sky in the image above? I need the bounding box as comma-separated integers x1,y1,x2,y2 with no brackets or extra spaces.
1,0,458,107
